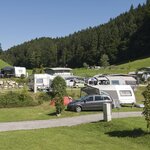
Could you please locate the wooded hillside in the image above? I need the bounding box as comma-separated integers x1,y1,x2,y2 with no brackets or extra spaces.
1,2,150,69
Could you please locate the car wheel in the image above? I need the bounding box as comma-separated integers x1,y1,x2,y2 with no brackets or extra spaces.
75,106,82,112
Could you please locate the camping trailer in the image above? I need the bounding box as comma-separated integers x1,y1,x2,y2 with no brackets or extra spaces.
14,67,26,77
81,85,136,107
1,66,27,78
93,74,137,90
28,74,54,92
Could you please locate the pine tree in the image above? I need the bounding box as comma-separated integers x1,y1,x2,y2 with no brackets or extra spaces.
146,0,150,5
130,4,134,11
0,43,3,54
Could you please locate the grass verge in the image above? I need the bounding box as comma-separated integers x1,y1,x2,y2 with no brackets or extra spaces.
0,117,149,150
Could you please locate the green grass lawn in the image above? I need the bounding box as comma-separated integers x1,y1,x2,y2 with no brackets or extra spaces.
0,101,142,122
134,86,146,103
0,102,102,122
0,117,149,150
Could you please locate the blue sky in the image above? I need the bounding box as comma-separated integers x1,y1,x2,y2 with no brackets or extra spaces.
0,0,146,50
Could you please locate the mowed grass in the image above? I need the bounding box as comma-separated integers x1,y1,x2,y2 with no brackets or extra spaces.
0,117,149,150
0,102,102,122
134,86,146,103
0,103,142,122
73,57,150,77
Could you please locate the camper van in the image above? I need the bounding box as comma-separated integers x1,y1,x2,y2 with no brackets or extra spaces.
81,85,136,107
28,74,54,92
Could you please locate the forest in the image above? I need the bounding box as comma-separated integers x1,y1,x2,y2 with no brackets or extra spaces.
0,1,150,69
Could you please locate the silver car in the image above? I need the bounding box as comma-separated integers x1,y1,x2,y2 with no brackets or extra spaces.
67,94,113,112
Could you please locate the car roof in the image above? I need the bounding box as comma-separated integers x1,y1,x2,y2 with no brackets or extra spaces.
87,94,110,97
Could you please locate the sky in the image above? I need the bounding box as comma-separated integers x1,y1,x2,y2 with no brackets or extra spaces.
0,0,146,50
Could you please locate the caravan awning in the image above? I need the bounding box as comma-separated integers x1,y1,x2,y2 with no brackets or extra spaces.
81,86,100,95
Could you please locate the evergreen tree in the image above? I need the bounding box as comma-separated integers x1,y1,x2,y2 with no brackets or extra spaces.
146,0,150,5
0,43,3,55
130,4,134,12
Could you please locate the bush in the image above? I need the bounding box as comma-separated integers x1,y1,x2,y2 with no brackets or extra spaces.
0,91,38,108
51,76,67,115
36,92,51,104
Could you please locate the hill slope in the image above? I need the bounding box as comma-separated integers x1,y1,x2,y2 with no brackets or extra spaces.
0,59,11,69
73,57,150,77
118,57,150,71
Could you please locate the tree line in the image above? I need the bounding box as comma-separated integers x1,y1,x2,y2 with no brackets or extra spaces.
0,1,150,69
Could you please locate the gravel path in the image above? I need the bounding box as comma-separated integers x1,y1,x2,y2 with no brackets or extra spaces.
0,111,142,132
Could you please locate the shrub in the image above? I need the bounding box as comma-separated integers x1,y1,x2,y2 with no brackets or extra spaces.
36,92,51,104
83,62,89,68
0,90,37,108
51,76,67,115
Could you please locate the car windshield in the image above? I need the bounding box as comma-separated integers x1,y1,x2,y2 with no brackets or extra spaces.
76,95,87,101
80,95,89,101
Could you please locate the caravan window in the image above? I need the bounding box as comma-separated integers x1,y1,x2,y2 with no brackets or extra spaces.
125,81,136,85
111,80,120,85
36,78,43,83
119,90,132,96
18,70,23,73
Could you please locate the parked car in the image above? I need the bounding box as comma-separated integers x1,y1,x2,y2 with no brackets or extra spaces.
67,94,113,112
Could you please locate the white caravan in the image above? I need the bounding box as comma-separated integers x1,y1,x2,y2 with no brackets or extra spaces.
14,67,27,77
93,74,137,90
81,85,136,107
28,74,54,92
